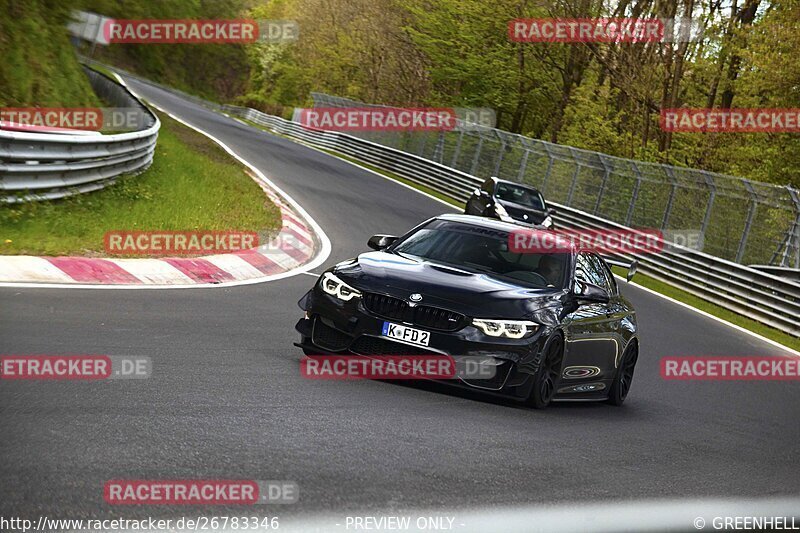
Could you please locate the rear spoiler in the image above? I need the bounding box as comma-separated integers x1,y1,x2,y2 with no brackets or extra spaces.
602,257,638,282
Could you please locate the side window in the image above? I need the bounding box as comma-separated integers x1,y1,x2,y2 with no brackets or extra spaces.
575,252,603,286
588,253,617,295
481,178,494,194
574,253,594,284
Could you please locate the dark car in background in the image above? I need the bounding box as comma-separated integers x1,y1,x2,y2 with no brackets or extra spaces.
295,214,639,408
465,176,556,228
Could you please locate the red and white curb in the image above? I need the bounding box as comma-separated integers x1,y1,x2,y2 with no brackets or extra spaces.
0,189,316,286
0,73,331,289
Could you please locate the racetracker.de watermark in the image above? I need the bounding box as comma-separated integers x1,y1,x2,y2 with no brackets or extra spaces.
508,18,704,43
508,228,703,254
104,231,259,256
0,108,150,132
103,19,298,44
297,107,496,132
661,108,800,133
300,355,497,380
0,355,151,380
298,107,456,132
104,480,298,505
661,356,800,380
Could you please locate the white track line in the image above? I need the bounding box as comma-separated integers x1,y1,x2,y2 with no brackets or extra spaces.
0,74,331,290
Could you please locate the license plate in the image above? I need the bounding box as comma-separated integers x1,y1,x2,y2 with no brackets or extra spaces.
381,321,430,347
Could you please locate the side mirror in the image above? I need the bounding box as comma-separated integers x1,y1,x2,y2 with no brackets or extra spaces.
546,207,556,216
367,234,398,251
472,188,482,197
574,281,610,303
602,257,638,282
626,260,638,282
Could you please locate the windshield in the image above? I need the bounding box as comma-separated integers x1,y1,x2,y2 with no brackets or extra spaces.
495,182,545,210
393,220,568,288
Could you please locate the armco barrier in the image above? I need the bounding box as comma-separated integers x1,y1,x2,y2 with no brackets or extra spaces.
81,60,800,338
0,66,159,203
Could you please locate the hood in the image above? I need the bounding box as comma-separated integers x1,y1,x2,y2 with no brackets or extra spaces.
497,199,548,224
333,252,565,321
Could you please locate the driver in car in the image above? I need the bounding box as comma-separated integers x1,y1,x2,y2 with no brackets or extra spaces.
536,255,563,287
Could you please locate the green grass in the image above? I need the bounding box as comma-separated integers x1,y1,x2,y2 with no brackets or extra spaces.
0,110,282,256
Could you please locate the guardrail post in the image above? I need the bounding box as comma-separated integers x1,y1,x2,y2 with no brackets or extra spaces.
625,162,643,226
735,180,758,263
594,155,611,215
662,167,678,229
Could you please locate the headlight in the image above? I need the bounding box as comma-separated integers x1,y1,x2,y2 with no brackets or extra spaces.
320,272,361,301
541,215,553,228
493,203,514,223
472,319,538,339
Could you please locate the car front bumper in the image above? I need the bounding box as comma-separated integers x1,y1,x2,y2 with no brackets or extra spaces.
294,288,552,399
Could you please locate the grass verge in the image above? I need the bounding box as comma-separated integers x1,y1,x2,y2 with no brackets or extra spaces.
610,267,800,352
240,115,800,353
0,110,282,256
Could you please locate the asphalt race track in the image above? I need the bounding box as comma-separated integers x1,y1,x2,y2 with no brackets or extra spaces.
1,77,799,522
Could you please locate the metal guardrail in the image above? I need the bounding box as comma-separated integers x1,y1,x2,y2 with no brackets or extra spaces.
311,93,800,271
0,66,159,203
87,61,800,338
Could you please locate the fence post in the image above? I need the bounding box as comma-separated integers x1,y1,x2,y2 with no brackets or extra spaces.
470,134,485,176
593,155,611,215
432,131,446,164
700,171,717,242
566,148,581,206
416,132,427,157
516,147,530,183
450,130,464,169
662,166,678,229
625,162,643,226
735,180,758,263
785,186,800,268
492,134,507,177
541,143,554,195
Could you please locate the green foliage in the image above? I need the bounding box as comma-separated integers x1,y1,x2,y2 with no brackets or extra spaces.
3,0,797,187
0,0,99,106
81,0,250,101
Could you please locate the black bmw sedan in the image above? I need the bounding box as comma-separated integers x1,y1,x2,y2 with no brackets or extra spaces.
295,214,639,408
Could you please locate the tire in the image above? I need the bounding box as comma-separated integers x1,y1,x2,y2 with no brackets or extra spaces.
606,341,638,406
527,334,564,409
